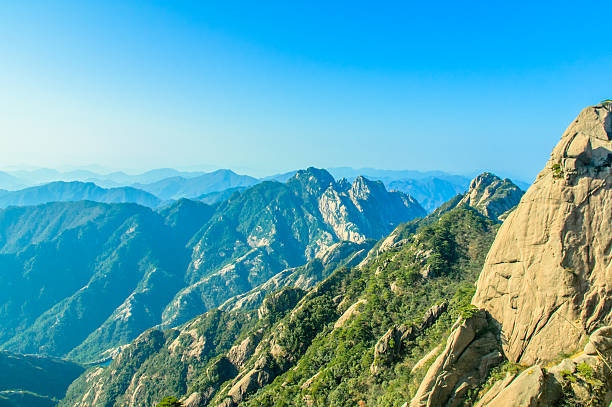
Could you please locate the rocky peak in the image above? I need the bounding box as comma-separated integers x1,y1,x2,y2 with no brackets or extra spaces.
335,177,352,193
409,104,612,407
458,172,524,220
349,176,388,202
547,102,611,184
316,173,425,244
287,167,335,196
472,103,611,364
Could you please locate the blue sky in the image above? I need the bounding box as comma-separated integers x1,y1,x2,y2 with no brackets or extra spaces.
1,1,610,180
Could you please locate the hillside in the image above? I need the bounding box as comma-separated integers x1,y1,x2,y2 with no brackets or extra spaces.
159,168,426,328
0,351,83,407
0,168,425,364
60,203,499,407
0,181,161,208
0,201,191,360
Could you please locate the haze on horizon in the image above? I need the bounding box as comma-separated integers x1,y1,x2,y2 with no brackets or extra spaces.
1,1,611,180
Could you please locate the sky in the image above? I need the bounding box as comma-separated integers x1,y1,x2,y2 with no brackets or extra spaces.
1,1,610,180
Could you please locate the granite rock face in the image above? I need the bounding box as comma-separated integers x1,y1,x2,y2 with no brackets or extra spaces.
472,103,612,364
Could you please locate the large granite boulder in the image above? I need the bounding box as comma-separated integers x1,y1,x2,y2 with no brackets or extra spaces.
472,103,612,365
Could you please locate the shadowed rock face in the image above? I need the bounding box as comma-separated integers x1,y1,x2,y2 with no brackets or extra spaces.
473,104,612,365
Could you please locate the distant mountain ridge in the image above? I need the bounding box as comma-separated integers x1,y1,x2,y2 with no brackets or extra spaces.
387,177,469,212
0,167,489,213
133,169,258,200
0,181,161,209
0,168,210,189
326,168,472,212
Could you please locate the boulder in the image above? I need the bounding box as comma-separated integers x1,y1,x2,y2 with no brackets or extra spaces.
476,366,553,407
370,326,403,375
410,310,501,407
584,326,612,357
475,325,612,406
219,368,272,407
182,392,205,407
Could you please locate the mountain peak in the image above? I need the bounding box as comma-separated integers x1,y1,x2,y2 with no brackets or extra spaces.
545,103,611,185
349,176,387,200
458,172,523,220
287,167,335,194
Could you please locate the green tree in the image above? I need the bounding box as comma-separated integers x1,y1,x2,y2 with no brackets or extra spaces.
156,396,182,407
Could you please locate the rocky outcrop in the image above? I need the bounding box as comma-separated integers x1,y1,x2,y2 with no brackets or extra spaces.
475,325,612,406
371,303,448,375
473,103,612,365
410,310,502,407
371,326,404,375
182,392,205,407
458,172,524,221
409,104,612,407
227,334,261,369
474,365,559,407
216,355,276,407
334,299,367,329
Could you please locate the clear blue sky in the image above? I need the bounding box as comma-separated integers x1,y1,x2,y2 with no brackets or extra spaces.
1,1,610,180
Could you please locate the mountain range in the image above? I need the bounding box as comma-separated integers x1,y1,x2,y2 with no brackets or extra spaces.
0,182,161,209
0,167,508,213
2,104,609,407
132,170,259,201
58,169,522,407
0,169,426,364
50,102,611,407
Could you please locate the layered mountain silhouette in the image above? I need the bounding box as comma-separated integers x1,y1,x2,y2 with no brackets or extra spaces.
0,167,489,212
